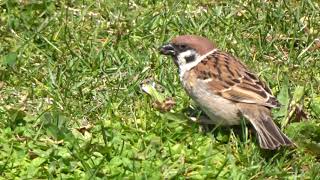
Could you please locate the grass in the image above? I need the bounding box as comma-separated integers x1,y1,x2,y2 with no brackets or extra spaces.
0,0,320,179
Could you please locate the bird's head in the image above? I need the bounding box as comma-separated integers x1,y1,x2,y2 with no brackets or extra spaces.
159,35,216,69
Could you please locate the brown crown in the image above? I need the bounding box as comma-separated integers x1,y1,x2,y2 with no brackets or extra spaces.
171,35,216,55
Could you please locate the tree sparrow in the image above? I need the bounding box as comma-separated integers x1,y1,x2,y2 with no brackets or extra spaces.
159,35,293,150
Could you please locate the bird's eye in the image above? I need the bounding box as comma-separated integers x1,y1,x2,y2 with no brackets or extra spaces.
180,44,187,50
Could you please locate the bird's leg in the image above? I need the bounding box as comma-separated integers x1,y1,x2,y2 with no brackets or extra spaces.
189,115,213,124
189,115,215,133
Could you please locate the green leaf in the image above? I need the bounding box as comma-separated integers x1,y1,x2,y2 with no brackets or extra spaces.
162,112,187,122
27,157,46,177
291,86,305,103
287,121,320,155
274,79,289,118
110,156,123,167
282,86,306,126
7,108,26,129
2,52,17,66
277,80,290,106
141,82,165,102
287,121,320,142
311,96,320,116
31,157,46,167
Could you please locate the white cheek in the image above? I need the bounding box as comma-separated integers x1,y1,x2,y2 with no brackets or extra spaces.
177,48,218,81
177,50,194,66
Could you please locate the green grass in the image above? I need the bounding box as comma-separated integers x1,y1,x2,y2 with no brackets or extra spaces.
1,0,320,179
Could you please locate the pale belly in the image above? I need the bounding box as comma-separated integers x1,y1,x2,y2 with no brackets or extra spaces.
182,78,241,126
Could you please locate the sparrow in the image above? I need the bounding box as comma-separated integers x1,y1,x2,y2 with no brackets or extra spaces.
159,35,293,150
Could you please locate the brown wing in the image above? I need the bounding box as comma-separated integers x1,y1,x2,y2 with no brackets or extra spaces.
193,51,280,108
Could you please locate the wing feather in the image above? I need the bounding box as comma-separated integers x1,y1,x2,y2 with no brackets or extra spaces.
193,51,280,108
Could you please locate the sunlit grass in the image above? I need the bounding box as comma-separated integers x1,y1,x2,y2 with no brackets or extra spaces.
0,0,319,178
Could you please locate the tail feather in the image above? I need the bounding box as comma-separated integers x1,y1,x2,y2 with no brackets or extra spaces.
237,103,293,150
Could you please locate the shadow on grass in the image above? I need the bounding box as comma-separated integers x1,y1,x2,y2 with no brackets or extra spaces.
181,106,296,161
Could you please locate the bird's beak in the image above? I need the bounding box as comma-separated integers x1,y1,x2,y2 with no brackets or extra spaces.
159,43,175,56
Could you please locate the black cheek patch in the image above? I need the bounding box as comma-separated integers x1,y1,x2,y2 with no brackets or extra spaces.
185,54,196,63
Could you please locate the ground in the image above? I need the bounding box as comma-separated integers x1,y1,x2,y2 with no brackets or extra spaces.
0,0,320,179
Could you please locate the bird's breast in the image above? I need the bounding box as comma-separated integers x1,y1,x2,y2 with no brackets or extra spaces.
182,71,241,126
